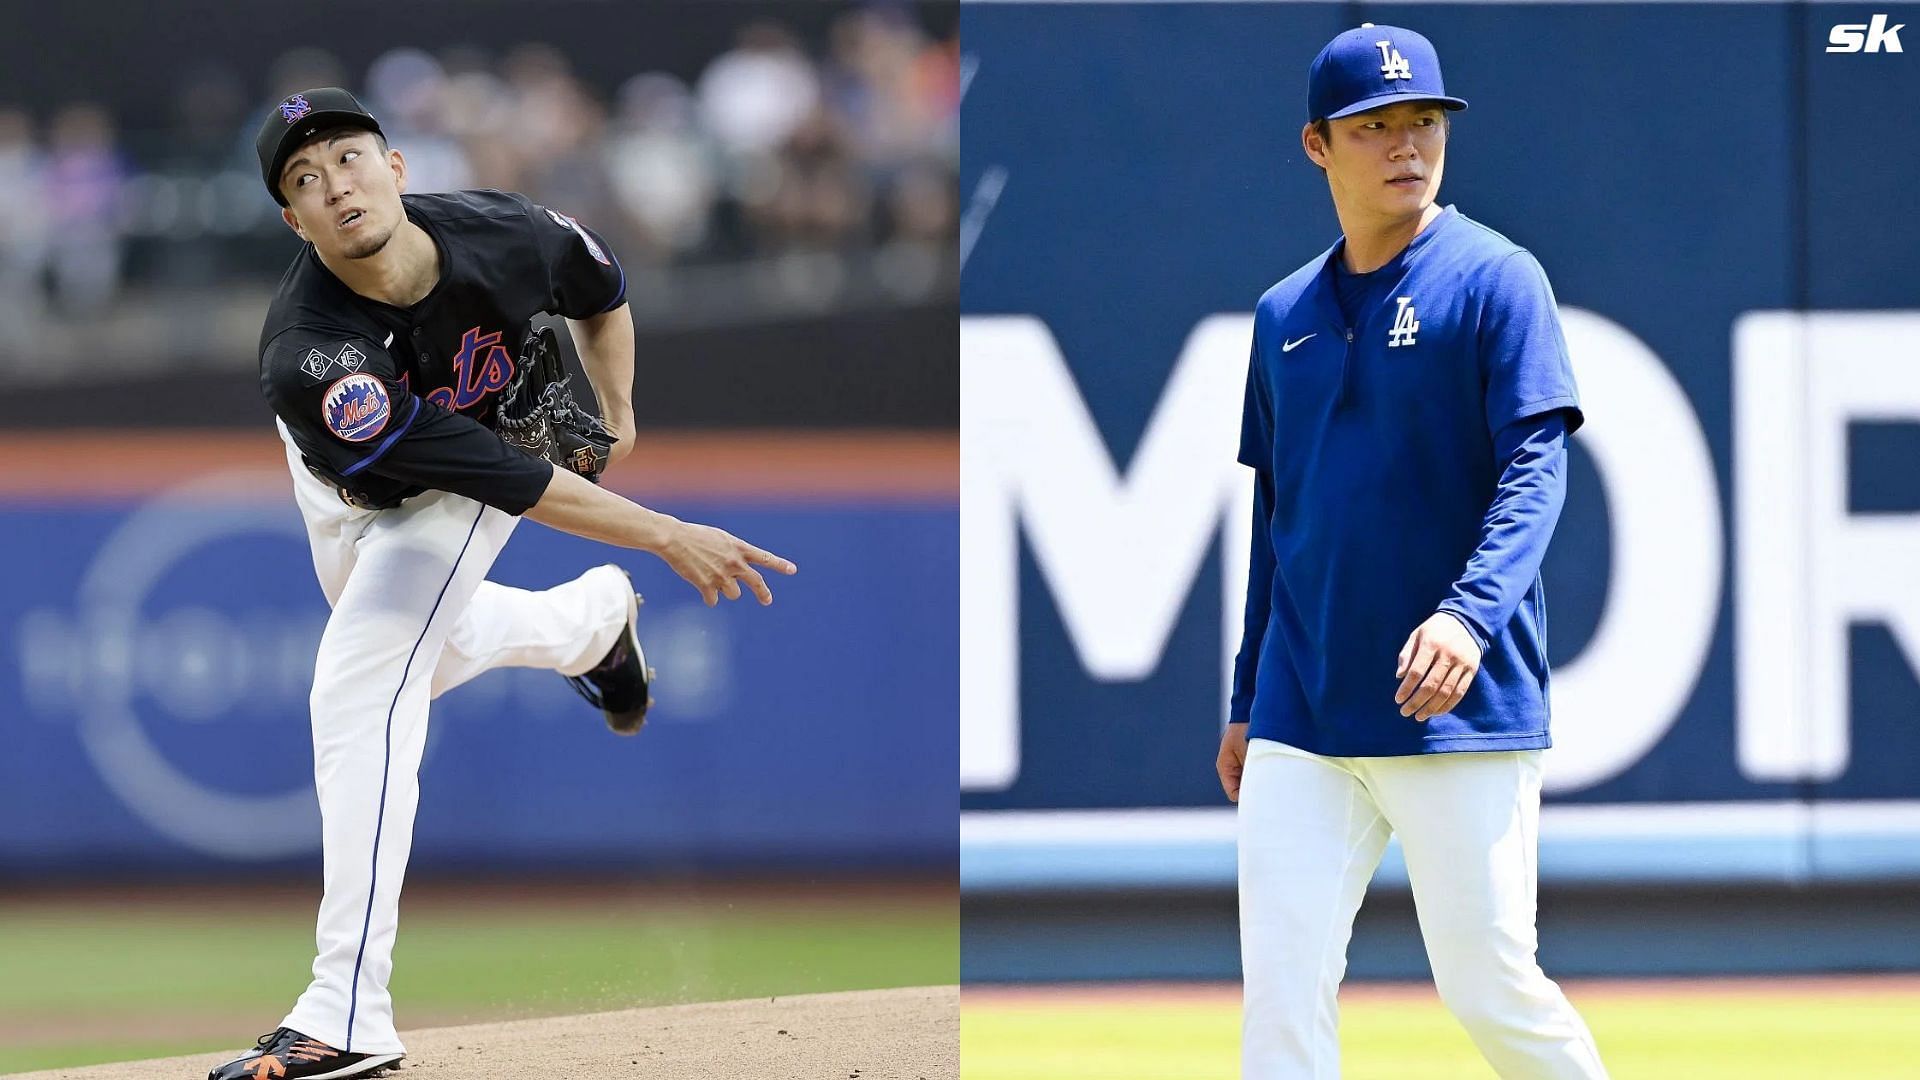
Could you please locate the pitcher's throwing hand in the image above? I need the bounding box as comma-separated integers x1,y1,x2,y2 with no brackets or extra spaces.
659,521,797,607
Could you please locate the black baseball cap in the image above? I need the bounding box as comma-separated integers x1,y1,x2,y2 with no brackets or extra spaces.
255,87,384,206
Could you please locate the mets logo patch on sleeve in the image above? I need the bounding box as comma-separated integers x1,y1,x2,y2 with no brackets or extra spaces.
544,207,612,266
321,373,391,442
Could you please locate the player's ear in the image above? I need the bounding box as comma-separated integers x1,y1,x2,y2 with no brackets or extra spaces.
281,206,307,242
388,146,408,195
1302,121,1327,168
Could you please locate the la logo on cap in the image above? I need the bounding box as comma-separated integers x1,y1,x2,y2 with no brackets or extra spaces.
1364,24,1414,82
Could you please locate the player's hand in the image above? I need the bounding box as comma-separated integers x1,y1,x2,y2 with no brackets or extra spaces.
1395,612,1482,722
1217,721,1250,803
658,520,797,607
604,408,636,465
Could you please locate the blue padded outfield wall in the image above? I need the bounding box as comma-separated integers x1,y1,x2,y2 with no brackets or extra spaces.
960,1,1920,891
0,484,957,875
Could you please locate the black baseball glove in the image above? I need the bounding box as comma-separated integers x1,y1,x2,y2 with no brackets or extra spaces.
496,324,617,483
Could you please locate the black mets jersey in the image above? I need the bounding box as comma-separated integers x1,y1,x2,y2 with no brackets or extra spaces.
259,188,627,514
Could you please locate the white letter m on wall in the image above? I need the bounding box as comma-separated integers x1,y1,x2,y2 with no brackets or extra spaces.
961,315,1253,791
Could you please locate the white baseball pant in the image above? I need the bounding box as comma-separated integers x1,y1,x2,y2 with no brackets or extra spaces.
1238,737,1607,1079
274,422,632,1053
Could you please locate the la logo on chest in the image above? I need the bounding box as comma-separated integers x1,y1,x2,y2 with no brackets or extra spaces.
1387,296,1420,347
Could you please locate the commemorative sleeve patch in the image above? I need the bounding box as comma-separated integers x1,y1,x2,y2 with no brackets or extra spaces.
544,207,612,266
300,341,368,382
321,372,392,442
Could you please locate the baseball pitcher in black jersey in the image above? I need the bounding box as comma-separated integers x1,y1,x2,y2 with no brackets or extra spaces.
207,88,796,1080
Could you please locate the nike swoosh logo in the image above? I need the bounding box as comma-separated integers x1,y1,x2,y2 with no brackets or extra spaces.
1282,334,1316,352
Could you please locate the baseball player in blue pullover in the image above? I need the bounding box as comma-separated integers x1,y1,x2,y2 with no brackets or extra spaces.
1216,24,1609,1079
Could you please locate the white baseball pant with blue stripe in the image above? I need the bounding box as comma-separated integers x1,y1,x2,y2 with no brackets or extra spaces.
274,423,632,1054
1238,737,1608,1079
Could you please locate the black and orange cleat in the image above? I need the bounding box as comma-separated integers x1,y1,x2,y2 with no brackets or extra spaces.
206,1027,402,1080
566,565,654,735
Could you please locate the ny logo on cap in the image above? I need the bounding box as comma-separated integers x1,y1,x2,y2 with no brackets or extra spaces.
281,94,312,124
1375,40,1413,81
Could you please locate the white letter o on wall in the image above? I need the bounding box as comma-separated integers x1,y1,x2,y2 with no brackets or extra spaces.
1542,309,1722,793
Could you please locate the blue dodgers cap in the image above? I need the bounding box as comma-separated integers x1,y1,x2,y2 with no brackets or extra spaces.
1308,23,1468,121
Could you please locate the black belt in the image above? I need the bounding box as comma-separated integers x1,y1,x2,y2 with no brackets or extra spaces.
305,463,408,511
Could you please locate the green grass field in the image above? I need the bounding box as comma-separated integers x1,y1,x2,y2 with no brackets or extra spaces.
960,981,1920,1079
0,882,956,1074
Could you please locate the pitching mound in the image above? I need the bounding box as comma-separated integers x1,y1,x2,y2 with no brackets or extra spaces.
14,986,958,1080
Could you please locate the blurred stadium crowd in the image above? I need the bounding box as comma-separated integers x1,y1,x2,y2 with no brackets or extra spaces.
0,7,957,374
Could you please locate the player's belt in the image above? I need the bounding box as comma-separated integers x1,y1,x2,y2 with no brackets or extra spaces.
334,486,390,511
305,463,407,512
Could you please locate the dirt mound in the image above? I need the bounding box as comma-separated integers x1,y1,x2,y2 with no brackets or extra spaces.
13,986,958,1080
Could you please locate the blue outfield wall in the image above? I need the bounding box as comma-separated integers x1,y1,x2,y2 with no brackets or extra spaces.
0,491,958,875
959,1,1920,892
